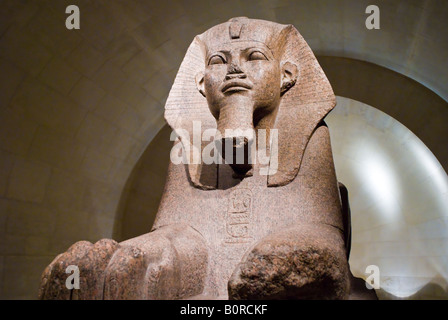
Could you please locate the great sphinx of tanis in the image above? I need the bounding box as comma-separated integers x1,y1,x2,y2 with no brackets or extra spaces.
38,17,377,300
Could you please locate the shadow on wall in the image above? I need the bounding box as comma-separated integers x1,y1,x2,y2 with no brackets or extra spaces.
114,125,173,241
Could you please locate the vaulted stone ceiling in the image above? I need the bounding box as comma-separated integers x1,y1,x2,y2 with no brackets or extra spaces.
0,0,446,299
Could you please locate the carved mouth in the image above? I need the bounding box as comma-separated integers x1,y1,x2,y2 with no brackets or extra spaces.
221,81,252,94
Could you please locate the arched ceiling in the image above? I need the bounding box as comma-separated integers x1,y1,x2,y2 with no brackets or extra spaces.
318,56,448,174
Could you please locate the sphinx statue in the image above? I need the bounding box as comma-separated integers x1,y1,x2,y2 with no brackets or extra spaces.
38,17,376,300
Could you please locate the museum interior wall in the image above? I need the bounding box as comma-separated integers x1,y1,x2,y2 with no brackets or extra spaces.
0,0,447,299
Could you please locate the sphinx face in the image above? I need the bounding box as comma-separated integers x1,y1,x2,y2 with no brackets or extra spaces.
196,40,283,175
203,40,282,127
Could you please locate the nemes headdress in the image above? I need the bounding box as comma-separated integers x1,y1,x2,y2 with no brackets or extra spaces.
164,17,336,189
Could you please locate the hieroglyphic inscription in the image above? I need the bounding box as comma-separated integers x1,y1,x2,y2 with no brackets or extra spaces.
225,188,253,243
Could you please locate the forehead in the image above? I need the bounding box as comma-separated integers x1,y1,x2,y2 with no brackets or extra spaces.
206,40,275,57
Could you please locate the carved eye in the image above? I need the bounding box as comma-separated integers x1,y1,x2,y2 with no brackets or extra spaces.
248,50,267,61
208,55,226,65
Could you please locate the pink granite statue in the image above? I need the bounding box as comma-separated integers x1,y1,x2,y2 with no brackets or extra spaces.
39,17,376,300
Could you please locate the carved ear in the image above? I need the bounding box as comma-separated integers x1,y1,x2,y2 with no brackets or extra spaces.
195,71,206,97
280,61,298,96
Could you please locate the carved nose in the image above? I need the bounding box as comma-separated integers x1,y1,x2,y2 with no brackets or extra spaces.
225,72,247,80
226,63,246,80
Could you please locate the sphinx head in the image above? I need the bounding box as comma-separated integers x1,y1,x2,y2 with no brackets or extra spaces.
165,17,335,188
195,17,298,175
